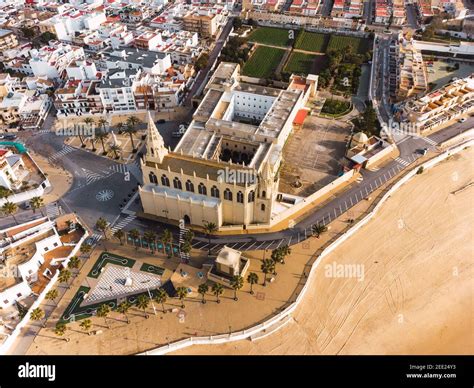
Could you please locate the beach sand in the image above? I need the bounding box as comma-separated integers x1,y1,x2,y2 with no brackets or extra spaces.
172,148,474,355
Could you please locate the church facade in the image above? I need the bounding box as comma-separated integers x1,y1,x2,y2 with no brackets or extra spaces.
139,62,317,229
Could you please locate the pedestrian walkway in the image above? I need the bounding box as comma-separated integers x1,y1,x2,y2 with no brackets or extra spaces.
395,157,410,167
110,214,136,234
48,145,74,162
179,226,190,262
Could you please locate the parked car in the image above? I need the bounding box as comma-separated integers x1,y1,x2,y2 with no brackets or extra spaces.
458,118,466,123
157,119,166,124
3,134,17,140
21,201,31,210
418,148,428,156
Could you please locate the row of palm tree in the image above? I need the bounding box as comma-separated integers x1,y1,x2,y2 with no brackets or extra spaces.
79,116,141,156
1,196,45,224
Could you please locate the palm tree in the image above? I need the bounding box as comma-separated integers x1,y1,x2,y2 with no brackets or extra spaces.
97,117,108,133
203,222,217,256
67,256,80,273
312,223,328,239
198,283,209,304
113,229,125,245
95,129,108,155
80,243,92,256
116,122,124,134
45,289,59,306
96,304,110,328
143,230,157,253
161,229,172,258
180,240,192,257
279,244,291,264
176,286,189,308
183,230,194,244
2,201,18,224
30,307,45,327
154,288,167,313
110,144,121,160
271,249,283,268
117,301,131,324
230,275,244,301
54,322,69,342
79,319,92,335
261,259,275,287
212,283,224,304
82,117,94,147
58,268,72,289
95,217,109,240
136,295,150,318
30,196,44,215
125,117,139,152
128,228,141,250
247,272,259,295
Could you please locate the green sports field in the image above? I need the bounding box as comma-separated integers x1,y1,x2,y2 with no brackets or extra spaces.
284,52,318,75
327,35,370,54
294,31,328,53
247,27,294,47
242,46,286,78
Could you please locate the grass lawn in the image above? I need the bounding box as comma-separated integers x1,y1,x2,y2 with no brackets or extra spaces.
242,46,286,78
140,262,165,276
284,52,318,75
327,35,370,54
294,31,328,53
247,27,294,47
321,99,351,116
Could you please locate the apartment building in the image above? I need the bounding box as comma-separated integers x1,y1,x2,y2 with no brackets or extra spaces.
403,75,474,132
102,48,172,76
55,78,103,117
0,147,26,191
98,68,140,113
0,29,18,51
181,10,218,38
396,35,428,101
0,90,51,130
134,31,163,51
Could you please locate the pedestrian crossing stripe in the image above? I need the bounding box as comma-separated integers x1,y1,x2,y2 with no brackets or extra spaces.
422,137,437,146
110,215,136,233
49,146,74,161
45,203,60,219
395,157,410,167
90,233,102,245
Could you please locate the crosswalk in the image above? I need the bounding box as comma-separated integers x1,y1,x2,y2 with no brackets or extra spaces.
395,157,410,167
45,203,61,219
82,168,106,185
109,164,129,174
49,145,74,162
422,137,437,146
110,214,136,234
89,233,102,245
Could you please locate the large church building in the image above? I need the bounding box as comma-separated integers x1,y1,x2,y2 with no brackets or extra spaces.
139,62,317,229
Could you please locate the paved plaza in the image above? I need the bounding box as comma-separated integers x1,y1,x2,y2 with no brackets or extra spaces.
84,264,162,306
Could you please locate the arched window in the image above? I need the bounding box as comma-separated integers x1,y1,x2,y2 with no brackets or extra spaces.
149,172,158,184
261,204,266,211
161,174,170,187
237,191,244,203
261,190,266,198
211,185,219,198
198,183,207,195
173,177,182,190
185,180,194,192
248,190,255,202
224,188,233,201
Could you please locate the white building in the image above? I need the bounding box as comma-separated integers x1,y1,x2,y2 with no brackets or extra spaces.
29,42,85,80
98,68,140,112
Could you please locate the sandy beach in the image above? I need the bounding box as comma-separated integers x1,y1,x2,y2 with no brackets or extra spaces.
172,147,474,355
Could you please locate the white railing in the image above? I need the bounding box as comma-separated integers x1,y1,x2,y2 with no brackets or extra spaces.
140,138,474,355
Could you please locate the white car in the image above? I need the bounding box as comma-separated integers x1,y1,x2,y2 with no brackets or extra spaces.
458,118,466,123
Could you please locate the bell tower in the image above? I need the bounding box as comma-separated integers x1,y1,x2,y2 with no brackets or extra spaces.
145,112,168,164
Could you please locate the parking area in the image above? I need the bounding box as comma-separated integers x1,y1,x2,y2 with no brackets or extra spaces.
280,116,351,197
426,60,473,91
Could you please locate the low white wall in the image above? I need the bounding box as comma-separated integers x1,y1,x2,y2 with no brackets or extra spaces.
140,139,473,355
0,179,51,207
